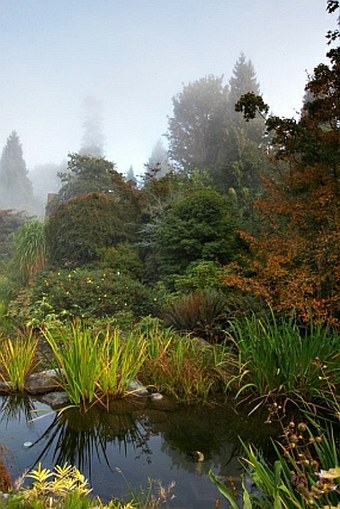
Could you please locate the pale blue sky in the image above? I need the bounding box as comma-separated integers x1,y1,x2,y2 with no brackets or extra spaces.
0,0,335,179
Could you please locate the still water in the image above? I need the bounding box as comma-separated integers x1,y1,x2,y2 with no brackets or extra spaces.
0,395,277,508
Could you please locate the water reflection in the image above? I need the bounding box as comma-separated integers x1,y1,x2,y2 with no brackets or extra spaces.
31,401,154,472
0,395,279,506
0,395,37,424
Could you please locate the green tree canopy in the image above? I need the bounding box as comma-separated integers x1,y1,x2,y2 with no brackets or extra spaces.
55,153,129,204
46,192,139,267
167,75,229,170
217,54,268,203
154,188,238,277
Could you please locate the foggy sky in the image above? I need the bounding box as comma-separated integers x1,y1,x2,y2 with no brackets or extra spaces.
0,0,335,179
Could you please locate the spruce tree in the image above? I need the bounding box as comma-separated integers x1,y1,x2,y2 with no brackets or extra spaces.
216,54,267,218
228,54,261,122
0,131,34,211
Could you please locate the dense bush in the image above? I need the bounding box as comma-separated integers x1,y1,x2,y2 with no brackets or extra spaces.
46,192,139,267
154,188,238,276
9,268,158,325
173,260,225,294
95,242,143,278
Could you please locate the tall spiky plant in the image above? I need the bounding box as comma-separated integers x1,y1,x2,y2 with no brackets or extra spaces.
9,220,46,285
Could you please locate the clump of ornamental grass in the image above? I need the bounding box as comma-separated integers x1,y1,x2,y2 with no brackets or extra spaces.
96,328,148,400
162,289,229,343
9,463,136,509
0,330,39,392
137,317,234,402
42,323,149,407
5,462,174,509
209,419,340,509
43,323,101,406
227,313,340,413
140,328,231,403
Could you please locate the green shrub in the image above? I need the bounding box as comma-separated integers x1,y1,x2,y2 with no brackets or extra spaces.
46,191,139,268
12,268,157,325
173,260,225,294
95,242,143,279
154,188,238,276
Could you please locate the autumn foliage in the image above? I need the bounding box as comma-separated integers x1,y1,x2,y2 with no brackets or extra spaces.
225,34,340,326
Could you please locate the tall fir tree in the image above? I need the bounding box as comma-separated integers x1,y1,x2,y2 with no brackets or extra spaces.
0,131,34,212
126,165,138,185
228,54,261,124
215,54,268,224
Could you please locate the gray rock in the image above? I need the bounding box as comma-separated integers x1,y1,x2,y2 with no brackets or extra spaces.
39,391,69,409
149,393,177,411
25,370,61,394
126,380,149,396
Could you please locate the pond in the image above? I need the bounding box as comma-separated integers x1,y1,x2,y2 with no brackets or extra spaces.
0,395,278,508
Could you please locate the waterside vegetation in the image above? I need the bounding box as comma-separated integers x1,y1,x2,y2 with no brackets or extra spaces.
0,1,339,506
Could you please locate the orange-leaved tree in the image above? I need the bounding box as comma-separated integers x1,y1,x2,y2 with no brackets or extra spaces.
224,2,340,325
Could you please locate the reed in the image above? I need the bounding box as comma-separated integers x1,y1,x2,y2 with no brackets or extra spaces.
141,332,219,402
43,324,150,405
97,328,148,398
0,331,38,391
43,324,101,405
209,419,340,508
227,314,340,409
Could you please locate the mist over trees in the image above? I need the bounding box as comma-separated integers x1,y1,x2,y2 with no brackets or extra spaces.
144,139,171,181
79,96,105,158
0,131,41,215
29,162,63,203
166,54,268,217
1,6,339,331
167,74,228,171
126,165,138,185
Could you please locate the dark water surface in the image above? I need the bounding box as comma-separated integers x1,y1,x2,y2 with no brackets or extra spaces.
0,395,278,508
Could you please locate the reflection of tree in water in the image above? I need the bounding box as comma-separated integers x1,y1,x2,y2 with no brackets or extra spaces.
149,403,280,477
0,395,281,494
29,400,154,479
